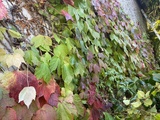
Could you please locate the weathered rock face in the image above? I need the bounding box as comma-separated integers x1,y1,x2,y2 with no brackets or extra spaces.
0,0,52,52
117,0,147,32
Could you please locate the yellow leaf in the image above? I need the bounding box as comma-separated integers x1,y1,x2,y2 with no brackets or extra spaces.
6,53,25,68
144,99,152,107
0,48,6,62
14,48,25,57
137,90,145,99
123,99,130,105
0,71,14,88
131,100,142,108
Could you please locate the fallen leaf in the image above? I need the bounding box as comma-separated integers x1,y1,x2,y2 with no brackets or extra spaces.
61,10,73,21
19,86,36,108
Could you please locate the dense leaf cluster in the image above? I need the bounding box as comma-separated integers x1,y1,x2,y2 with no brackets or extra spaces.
0,0,159,119
137,0,160,22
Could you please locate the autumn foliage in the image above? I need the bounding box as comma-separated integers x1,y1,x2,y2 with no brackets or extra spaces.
0,0,158,119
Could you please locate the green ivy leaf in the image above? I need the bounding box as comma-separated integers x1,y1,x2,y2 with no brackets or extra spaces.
0,27,6,40
144,99,152,107
110,33,121,44
137,90,145,99
155,114,160,120
152,73,160,82
8,29,21,38
66,38,73,51
35,62,51,83
54,44,69,58
49,56,61,72
54,33,61,43
62,63,74,84
57,103,72,120
24,47,40,65
103,112,114,120
131,100,141,108
90,30,100,39
73,94,84,116
31,35,44,48
74,62,85,76
41,52,51,63
77,20,84,32
31,35,52,52
63,102,77,116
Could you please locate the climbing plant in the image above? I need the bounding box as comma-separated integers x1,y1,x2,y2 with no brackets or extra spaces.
0,0,159,119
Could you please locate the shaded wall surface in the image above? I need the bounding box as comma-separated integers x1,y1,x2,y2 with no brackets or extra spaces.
117,0,146,32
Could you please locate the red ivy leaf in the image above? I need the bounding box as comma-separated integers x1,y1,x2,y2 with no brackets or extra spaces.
0,0,8,20
48,93,59,107
89,108,100,120
87,83,96,105
8,71,39,102
89,63,93,73
36,96,47,108
0,94,16,119
63,0,74,6
87,51,94,61
93,64,100,74
93,98,103,109
2,108,17,120
37,79,57,102
61,10,73,21
48,85,60,107
32,104,56,120
13,102,38,120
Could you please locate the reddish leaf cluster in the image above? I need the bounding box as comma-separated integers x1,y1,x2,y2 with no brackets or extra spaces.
87,51,94,61
87,83,112,120
0,71,60,119
37,79,60,108
9,71,38,102
61,10,73,21
92,0,119,26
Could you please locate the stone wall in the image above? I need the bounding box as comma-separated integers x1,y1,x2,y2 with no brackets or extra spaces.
117,0,146,32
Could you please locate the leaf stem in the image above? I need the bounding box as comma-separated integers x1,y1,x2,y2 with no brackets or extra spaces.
26,64,29,87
